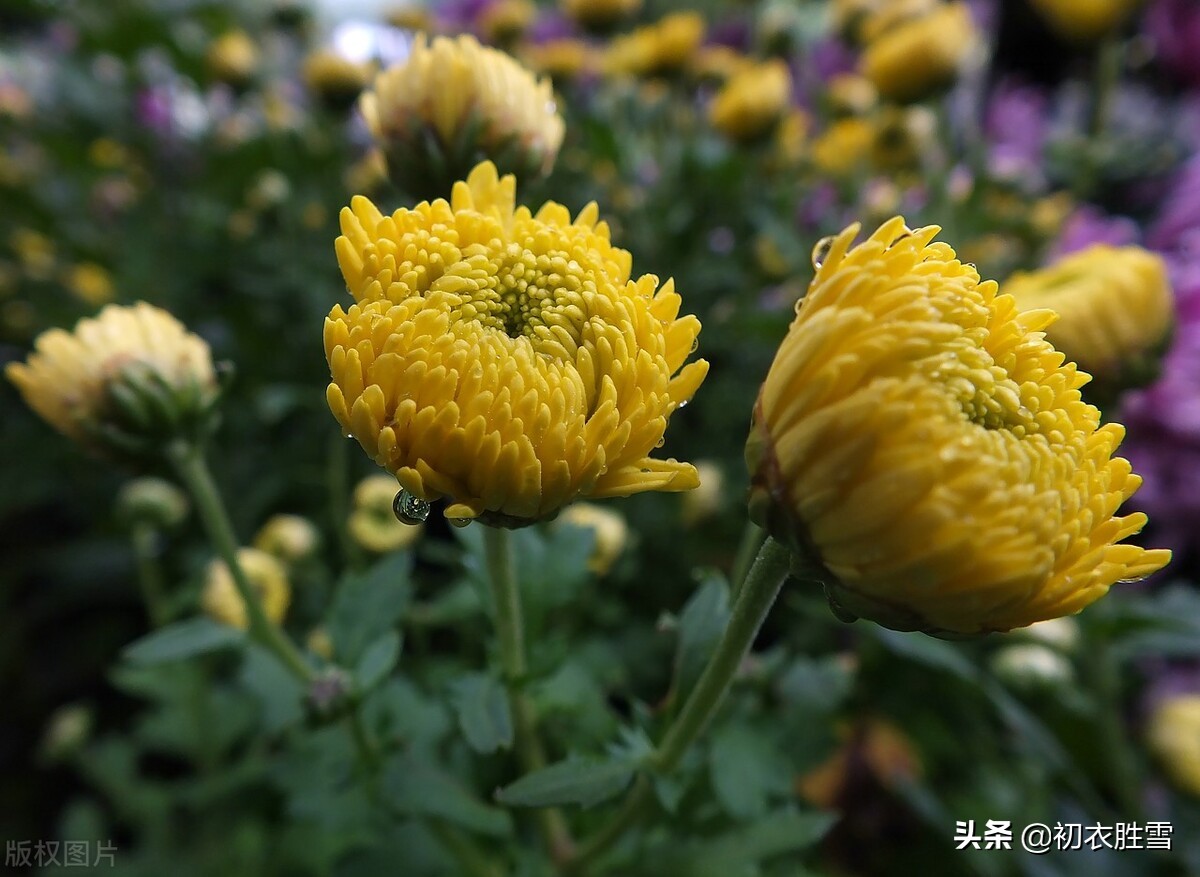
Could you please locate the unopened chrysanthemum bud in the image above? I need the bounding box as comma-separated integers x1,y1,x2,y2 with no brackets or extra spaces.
747,218,1171,636
990,643,1074,691
604,12,706,78
1007,245,1174,394
681,461,724,525
254,514,321,564
38,704,93,763
1147,694,1200,796
360,33,564,201
6,303,222,465
207,30,259,88
558,503,628,575
348,474,423,553
1013,617,1080,652
810,118,873,176
561,0,642,32
1028,0,1140,43
202,548,291,630
522,39,597,83
708,60,793,144
303,49,372,111
116,477,189,530
860,3,978,103
826,74,878,117
63,262,115,306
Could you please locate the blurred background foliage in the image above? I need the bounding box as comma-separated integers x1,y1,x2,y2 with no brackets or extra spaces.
4,0,1200,875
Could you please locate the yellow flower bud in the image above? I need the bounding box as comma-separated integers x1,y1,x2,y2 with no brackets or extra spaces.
254,514,321,564
708,60,793,144
360,33,564,201
1147,695,1200,796
1028,0,1141,43
202,548,291,630
479,0,536,45
604,13,705,78
348,474,423,553
746,218,1170,635
561,0,642,31
207,30,259,87
681,460,724,525
303,50,372,110
825,74,878,117
990,643,1074,690
860,3,978,103
558,503,628,575
116,477,189,530
811,118,874,177
385,5,433,31
62,262,115,307
6,303,221,463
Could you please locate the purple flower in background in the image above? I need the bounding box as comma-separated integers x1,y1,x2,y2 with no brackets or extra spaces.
706,18,753,52
436,0,496,35
985,79,1049,181
1047,205,1140,260
529,11,576,43
1146,0,1200,87
1148,156,1200,292
1122,290,1200,560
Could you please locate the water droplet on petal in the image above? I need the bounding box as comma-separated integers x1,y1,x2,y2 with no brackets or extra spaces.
655,437,665,448
345,433,355,440
965,262,977,271
1119,574,1149,585
393,489,431,525
690,338,699,353
811,235,836,270
676,399,689,410
448,517,473,529
890,230,912,247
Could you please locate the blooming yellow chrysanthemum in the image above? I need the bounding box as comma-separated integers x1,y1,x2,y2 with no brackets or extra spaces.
561,0,642,30
348,474,424,553
1006,245,1173,383
1028,0,1140,42
746,217,1170,635
6,302,219,461
202,548,291,630
1147,694,1200,796
303,50,372,109
558,502,628,574
860,2,978,103
708,60,793,143
604,12,705,79
360,33,564,200
327,161,708,526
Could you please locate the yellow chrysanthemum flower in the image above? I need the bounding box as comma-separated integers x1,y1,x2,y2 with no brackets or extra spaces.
385,5,433,31
1006,245,1173,384
810,118,874,177
561,0,642,30
348,474,424,553
826,74,878,117
521,39,597,82
708,60,793,144
63,262,115,306
1028,0,1140,42
207,31,259,87
860,2,978,103
1147,695,1200,796
689,45,752,84
860,0,940,43
360,33,564,200
604,12,705,79
254,514,321,564
558,502,629,574
479,0,536,44
303,50,372,109
6,303,220,462
202,548,291,630
327,161,709,527
746,218,1170,635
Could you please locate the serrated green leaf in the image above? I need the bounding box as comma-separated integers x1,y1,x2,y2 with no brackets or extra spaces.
495,757,636,809
328,553,412,664
121,618,244,665
708,723,790,821
384,754,513,836
673,571,732,703
449,672,513,754
355,630,402,694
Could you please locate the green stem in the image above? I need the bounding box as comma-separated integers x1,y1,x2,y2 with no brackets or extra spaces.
130,523,169,627
167,441,313,683
1088,37,1122,140
429,820,505,877
569,538,794,871
329,429,365,571
729,522,765,599
482,526,575,864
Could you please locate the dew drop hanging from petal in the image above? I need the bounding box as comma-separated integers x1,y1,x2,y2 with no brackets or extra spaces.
811,236,836,270
393,489,431,525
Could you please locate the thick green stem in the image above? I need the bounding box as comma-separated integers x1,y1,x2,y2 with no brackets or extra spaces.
570,538,794,871
168,441,313,683
482,526,575,863
329,430,365,571
130,523,169,627
729,522,766,599
1088,38,1122,140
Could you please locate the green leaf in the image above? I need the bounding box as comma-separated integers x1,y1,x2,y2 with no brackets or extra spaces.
867,627,979,683
707,724,790,821
121,618,244,665
239,644,305,734
673,571,731,703
494,757,636,809
383,754,513,837
449,672,513,754
641,809,836,876
355,630,402,694
328,553,412,664
776,655,854,714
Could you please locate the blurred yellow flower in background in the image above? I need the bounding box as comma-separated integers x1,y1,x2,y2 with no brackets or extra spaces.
689,45,752,84
1147,695,1200,796
604,12,705,78
708,60,793,143
681,460,724,525
11,228,55,280
1028,0,1141,42
6,303,220,461
62,262,115,306
479,0,536,44
207,30,259,87
797,718,922,809
327,161,709,526
385,5,433,31
825,74,879,117
559,502,629,574
203,548,291,630
360,33,564,199
561,0,642,30
811,118,874,176
254,514,321,564
860,2,978,103
521,39,597,82
303,50,372,109
1006,245,1173,382
746,218,1170,635
348,474,424,553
